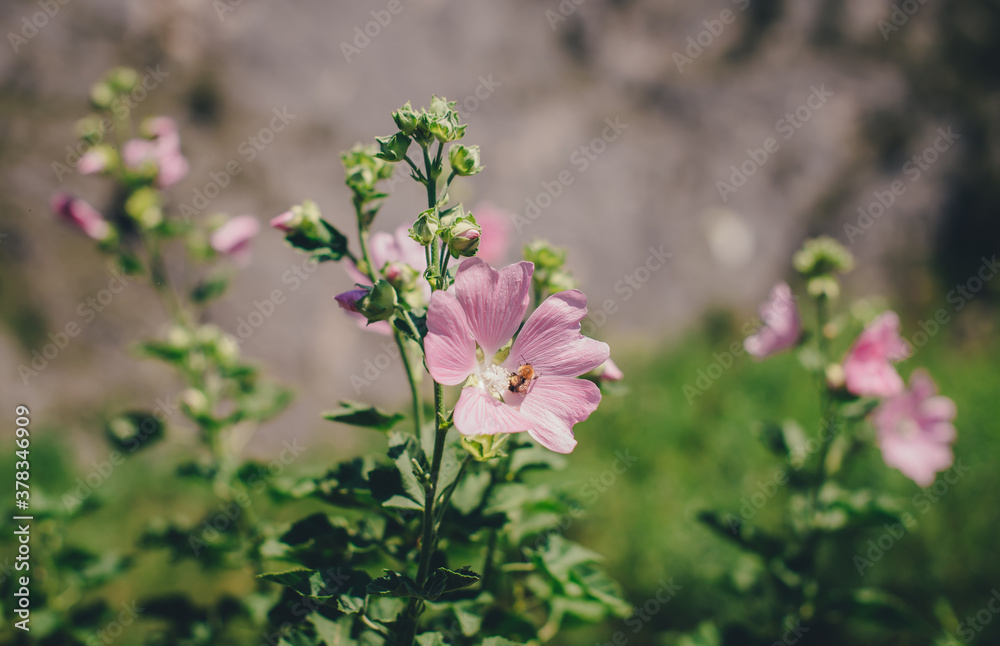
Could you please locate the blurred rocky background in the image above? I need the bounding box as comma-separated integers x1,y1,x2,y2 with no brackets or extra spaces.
1,0,998,457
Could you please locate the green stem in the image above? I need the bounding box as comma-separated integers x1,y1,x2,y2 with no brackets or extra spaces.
394,330,422,437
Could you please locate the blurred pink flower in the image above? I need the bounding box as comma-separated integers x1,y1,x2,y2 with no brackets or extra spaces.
50,192,111,241
472,202,512,265
77,149,108,175
343,225,427,336
122,117,189,189
270,211,294,231
843,311,909,397
595,359,624,382
425,258,609,453
210,215,259,264
744,282,801,358
334,288,367,314
873,370,956,487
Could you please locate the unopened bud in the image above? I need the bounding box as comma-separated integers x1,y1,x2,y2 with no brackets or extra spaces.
449,144,482,176
375,132,412,162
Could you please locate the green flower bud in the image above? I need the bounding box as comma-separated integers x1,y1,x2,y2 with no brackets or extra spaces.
89,82,115,110
107,67,139,94
180,388,211,418
793,236,855,278
449,144,482,176
523,239,567,271
77,116,108,144
392,101,419,136
461,432,510,461
357,279,398,322
806,276,841,301
428,95,455,117
374,132,412,162
125,187,163,228
444,215,481,258
547,270,578,293
409,208,440,246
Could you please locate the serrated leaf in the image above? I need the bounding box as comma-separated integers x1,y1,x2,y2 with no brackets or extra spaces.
425,566,481,598
367,570,422,598
258,568,354,600
382,494,424,511
323,401,404,430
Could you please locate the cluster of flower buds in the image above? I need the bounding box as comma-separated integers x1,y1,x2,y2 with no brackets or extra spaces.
391,97,467,148
793,235,855,300
523,239,578,297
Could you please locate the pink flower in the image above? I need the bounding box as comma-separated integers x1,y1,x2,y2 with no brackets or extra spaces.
873,370,956,487
122,117,189,189
744,282,801,358
473,202,512,265
425,258,609,453
50,192,111,241
334,288,367,313
595,359,624,382
843,311,909,397
344,225,427,336
210,215,260,264
77,149,108,175
270,211,294,232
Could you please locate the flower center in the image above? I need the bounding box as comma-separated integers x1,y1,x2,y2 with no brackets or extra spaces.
479,363,512,398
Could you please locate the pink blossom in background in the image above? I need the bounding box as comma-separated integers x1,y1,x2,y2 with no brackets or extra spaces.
210,215,260,265
744,282,801,358
843,311,909,397
334,288,367,314
425,258,609,453
270,211,294,231
873,370,957,487
343,225,427,336
472,202,512,265
595,359,624,382
122,117,189,189
77,149,108,175
50,192,111,241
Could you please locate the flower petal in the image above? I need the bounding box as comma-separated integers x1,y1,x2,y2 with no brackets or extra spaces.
454,258,532,358
504,290,609,378
745,282,801,358
454,388,533,436
509,376,602,454
425,291,478,385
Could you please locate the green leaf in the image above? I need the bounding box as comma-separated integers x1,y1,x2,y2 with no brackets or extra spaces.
258,568,355,600
509,445,567,475
425,566,481,598
382,494,424,511
532,535,603,583
482,639,528,646
323,401,404,431
321,220,349,259
191,274,229,303
752,421,790,459
415,633,447,646
105,411,163,453
310,613,353,644
389,432,428,503
367,570,422,598
450,470,491,516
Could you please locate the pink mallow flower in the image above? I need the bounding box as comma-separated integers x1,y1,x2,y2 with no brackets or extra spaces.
344,224,428,336
744,282,801,358
50,192,111,241
843,311,909,397
595,359,624,382
425,258,609,454
122,117,189,189
471,202,512,265
270,211,294,232
210,215,260,265
334,288,367,313
873,370,957,487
